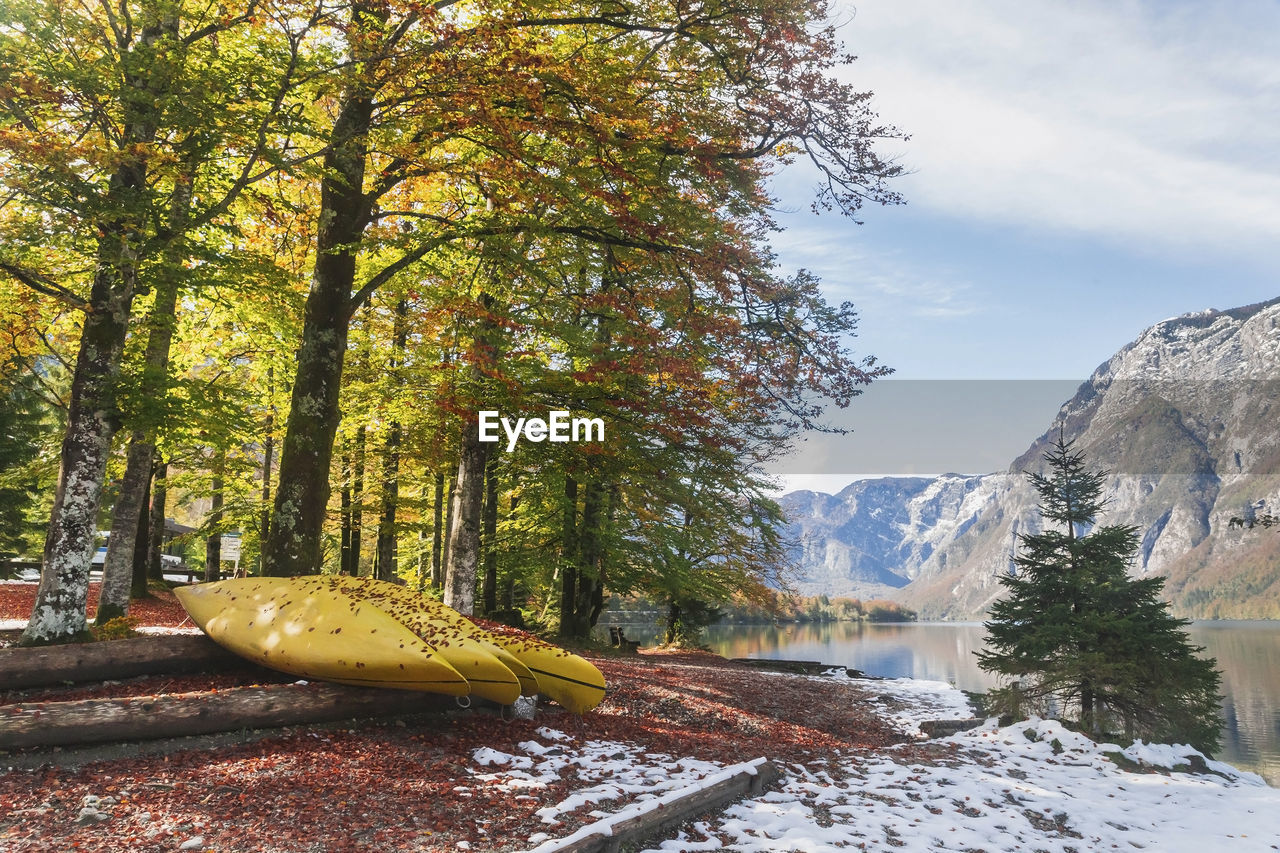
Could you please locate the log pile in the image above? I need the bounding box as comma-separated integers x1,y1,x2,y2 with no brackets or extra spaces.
0,634,245,689
0,635,460,750
1,683,454,749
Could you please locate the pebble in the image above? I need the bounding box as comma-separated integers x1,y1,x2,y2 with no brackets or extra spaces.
512,696,537,720
75,806,110,826
179,836,205,850
74,794,116,825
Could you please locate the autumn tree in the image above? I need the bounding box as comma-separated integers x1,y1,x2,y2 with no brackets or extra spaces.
262,0,904,606
1,0,313,643
3,0,902,639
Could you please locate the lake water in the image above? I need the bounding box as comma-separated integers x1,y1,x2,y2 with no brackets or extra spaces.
605,620,1280,785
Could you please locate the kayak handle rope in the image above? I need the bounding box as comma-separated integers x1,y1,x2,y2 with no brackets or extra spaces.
455,695,472,710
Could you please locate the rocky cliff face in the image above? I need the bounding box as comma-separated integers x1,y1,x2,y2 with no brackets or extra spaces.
783,298,1280,619
781,474,1013,598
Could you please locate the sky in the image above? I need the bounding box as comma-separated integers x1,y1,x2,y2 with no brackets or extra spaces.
767,0,1280,493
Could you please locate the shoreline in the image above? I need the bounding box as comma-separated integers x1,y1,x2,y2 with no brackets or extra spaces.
3,647,1277,851
2,587,1277,851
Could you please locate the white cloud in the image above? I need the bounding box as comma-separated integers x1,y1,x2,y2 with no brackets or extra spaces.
768,224,981,319
829,0,1280,259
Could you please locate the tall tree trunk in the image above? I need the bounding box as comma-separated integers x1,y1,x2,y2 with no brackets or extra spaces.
129,468,152,600
146,462,168,582
1081,684,1097,735
558,475,579,638
481,452,499,615
375,299,407,582
23,15,178,645
430,471,445,588
503,491,520,609
590,485,619,628
443,292,501,614
439,474,456,588
374,425,400,581
574,481,605,635
204,456,224,583
350,427,366,575
259,367,275,575
443,422,487,615
416,529,427,591
96,166,194,623
262,24,379,576
25,258,138,644
566,316,614,637
95,438,156,623
340,450,353,575
375,424,401,581
664,599,682,646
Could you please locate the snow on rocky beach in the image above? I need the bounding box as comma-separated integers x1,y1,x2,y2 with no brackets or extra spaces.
657,715,1277,852
483,675,1279,852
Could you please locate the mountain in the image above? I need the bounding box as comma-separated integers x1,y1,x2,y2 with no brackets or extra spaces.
782,298,1280,619
780,474,1012,599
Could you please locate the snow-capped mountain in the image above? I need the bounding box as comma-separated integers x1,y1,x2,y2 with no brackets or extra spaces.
782,298,1280,619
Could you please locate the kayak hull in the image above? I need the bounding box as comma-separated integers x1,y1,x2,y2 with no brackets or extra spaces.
174,578,470,695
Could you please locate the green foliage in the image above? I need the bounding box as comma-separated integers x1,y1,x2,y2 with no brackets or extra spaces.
3,0,901,636
978,432,1223,753
662,598,724,649
865,601,919,623
715,593,916,624
0,370,58,557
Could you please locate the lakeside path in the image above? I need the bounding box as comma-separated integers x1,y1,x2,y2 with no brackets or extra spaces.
1,592,1277,851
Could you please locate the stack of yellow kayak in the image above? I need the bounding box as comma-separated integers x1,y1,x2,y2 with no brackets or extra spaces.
174,575,607,713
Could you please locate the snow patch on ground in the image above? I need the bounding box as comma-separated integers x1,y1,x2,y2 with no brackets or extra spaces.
0,621,200,634
655,715,1276,852
1118,739,1252,779
643,681,1277,853
469,730,728,829
838,674,977,735
478,676,1278,852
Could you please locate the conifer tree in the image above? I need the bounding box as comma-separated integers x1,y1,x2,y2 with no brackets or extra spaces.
0,374,52,559
978,432,1223,753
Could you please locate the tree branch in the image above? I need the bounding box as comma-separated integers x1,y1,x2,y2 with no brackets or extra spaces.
182,0,261,46
0,261,89,311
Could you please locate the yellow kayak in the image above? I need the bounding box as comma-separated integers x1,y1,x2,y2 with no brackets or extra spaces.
323,575,539,698
176,575,606,713
322,575,606,713
174,577,469,695
480,626,609,714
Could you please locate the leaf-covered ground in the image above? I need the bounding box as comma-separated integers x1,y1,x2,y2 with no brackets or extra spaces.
5,588,1276,852
1,595,906,853
0,582,193,634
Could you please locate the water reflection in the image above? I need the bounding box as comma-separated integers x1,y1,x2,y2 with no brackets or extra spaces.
1187,622,1280,786
603,620,1279,785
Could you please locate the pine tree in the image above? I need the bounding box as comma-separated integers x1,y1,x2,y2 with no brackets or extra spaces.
0,375,52,560
978,431,1223,753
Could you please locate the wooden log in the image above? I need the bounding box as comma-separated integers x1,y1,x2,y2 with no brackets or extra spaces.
532,758,779,853
0,682,457,749
0,634,253,689
729,658,832,675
